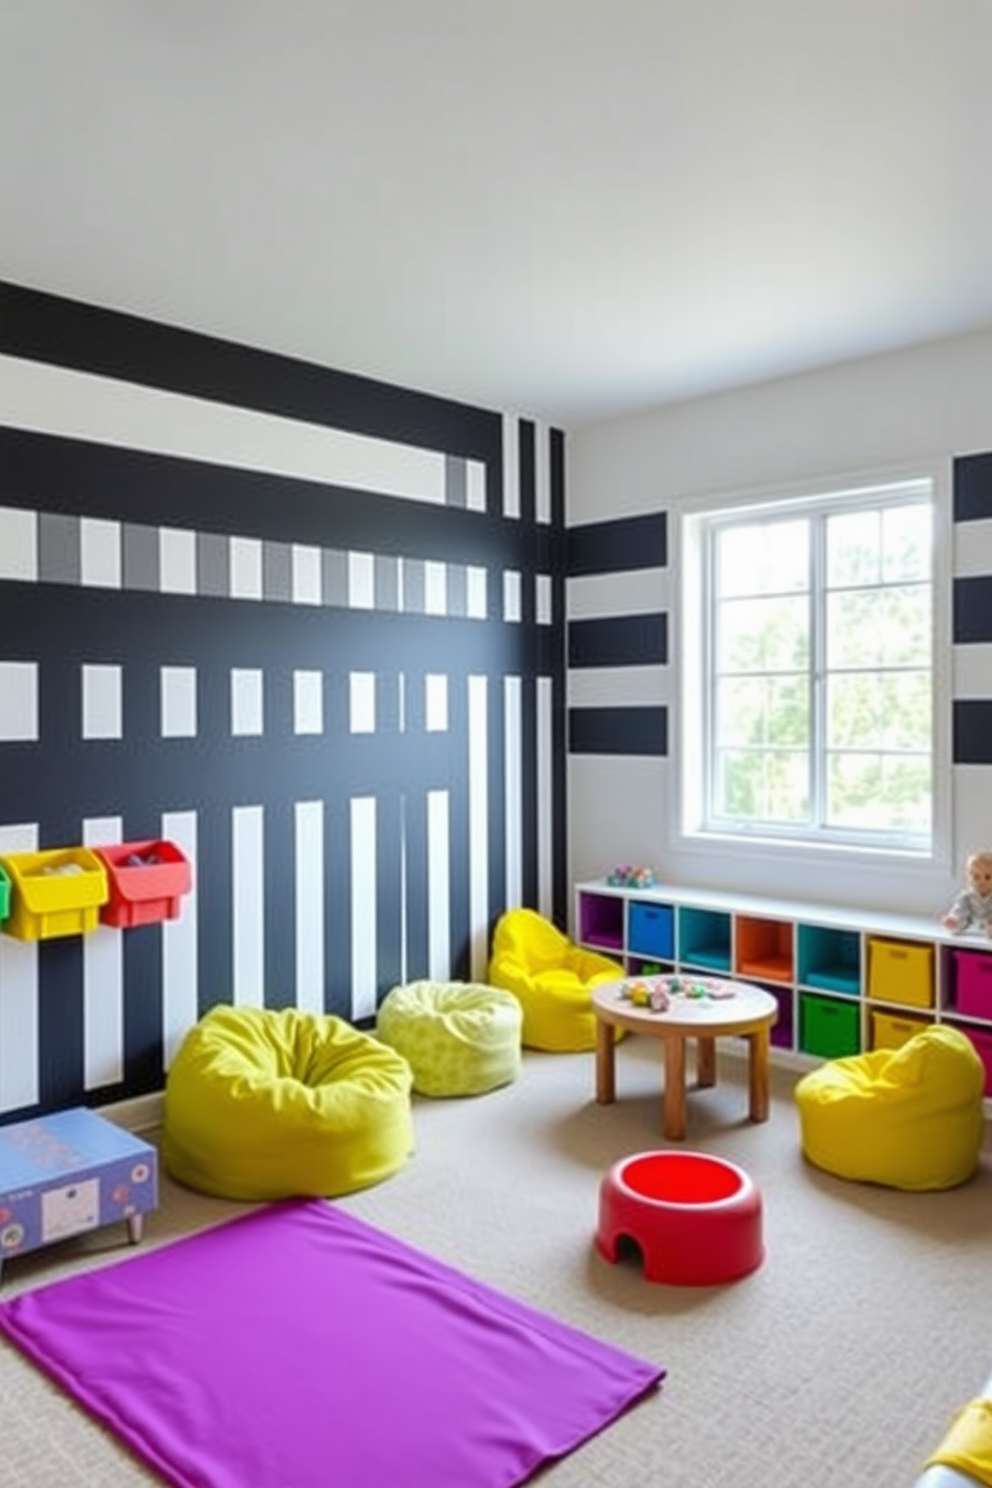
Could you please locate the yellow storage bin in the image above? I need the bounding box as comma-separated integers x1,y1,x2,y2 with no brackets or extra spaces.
0,848,109,940
866,937,934,1009
870,1009,930,1051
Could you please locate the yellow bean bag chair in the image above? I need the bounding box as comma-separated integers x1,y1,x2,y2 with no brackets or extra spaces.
488,907,625,1052
794,1024,984,1191
376,980,522,1097
163,1005,414,1200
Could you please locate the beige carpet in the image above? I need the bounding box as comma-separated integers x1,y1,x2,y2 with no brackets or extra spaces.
2,1039,992,1488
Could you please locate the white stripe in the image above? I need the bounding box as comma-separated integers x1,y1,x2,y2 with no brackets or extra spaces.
82,664,123,740
0,353,447,505
504,677,523,908
230,536,263,600
295,801,325,1015
80,518,122,588
0,506,37,580
348,552,375,609
292,544,323,605
349,672,376,734
536,573,553,625
537,677,554,920
159,528,198,594
503,415,520,519
568,664,669,709
427,790,450,980
424,561,447,615
468,676,489,980
425,673,448,732
535,421,551,525
567,567,671,619
0,823,39,1112
232,805,265,1007
294,670,324,734
0,663,38,742
231,668,264,736
161,666,198,737
466,459,487,512
954,643,992,698
350,797,377,1019
82,817,123,1090
503,571,522,623
466,566,487,619
162,810,199,1068
953,518,992,579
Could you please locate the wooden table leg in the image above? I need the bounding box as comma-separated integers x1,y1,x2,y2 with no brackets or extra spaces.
696,1035,716,1088
747,1024,771,1123
595,1016,616,1104
662,1034,687,1140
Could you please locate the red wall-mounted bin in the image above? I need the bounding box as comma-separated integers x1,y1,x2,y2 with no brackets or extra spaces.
93,840,192,928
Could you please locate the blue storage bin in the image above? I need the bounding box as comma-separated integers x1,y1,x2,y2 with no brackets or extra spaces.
628,901,674,960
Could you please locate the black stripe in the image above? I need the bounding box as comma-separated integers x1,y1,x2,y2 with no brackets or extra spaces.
568,613,668,668
264,799,297,1011
122,923,164,1095
403,789,429,984
567,513,667,577
954,575,992,643
569,705,668,756
549,429,569,927
37,938,85,1109
0,280,501,458
376,793,404,1001
954,700,992,765
323,797,352,1019
954,454,992,524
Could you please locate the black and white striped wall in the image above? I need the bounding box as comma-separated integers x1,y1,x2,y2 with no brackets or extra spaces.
0,283,566,1122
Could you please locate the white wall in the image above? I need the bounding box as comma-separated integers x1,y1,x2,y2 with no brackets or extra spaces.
566,328,992,917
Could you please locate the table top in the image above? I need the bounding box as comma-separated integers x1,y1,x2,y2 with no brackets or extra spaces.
592,975,780,1037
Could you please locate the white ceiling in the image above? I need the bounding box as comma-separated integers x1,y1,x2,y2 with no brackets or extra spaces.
3,1,992,428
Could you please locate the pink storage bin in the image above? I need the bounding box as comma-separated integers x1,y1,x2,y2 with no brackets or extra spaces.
953,949,992,1020
956,1024,992,1096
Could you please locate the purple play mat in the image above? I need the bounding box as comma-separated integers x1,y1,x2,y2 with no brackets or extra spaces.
0,1198,663,1488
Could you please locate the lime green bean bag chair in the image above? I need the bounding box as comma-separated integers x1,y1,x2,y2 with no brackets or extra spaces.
377,980,522,1096
488,907,625,1052
794,1024,984,1191
163,1005,414,1200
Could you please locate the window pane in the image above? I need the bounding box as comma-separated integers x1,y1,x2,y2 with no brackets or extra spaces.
879,672,931,751
717,676,809,748
882,504,930,583
827,673,882,749
716,748,808,823
716,520,808,598
827,510,881,588
717,595,809,672
880,586,930,666
827,591,884,668
826,753,931,832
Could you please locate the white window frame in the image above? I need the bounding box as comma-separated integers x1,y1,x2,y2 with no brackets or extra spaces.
670,463,953,884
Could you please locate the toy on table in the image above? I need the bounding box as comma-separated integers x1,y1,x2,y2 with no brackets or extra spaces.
618,973,737,1012
942,850,992,938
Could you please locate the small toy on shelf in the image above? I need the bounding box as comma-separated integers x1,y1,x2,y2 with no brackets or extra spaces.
606,864,656,889
942,850,992,939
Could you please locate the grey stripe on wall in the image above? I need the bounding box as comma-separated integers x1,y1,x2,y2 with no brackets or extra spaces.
954,575,992,643
953,700,992,765
954,453,992,523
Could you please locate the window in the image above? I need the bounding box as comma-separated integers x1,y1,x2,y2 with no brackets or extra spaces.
679,473,944,859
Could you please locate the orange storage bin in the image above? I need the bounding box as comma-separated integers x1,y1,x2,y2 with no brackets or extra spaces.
735,916,793,984
93,840,192,929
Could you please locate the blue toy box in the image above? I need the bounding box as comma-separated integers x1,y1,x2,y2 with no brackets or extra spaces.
0,1106,158,1278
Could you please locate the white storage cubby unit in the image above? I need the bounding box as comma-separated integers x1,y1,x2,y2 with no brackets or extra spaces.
575,879,992,1088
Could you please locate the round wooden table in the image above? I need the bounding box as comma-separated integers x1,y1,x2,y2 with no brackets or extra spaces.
591,976,779,1141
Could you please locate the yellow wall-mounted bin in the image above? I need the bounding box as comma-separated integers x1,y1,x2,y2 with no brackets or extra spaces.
0,848,109,940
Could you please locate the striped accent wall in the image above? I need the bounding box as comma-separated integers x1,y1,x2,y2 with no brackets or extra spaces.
565,513,669,757
0,283,566,1122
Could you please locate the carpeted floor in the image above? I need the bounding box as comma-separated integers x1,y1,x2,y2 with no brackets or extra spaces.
2,1038,992,1488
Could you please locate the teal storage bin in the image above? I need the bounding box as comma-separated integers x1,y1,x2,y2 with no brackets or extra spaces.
0,862,9,925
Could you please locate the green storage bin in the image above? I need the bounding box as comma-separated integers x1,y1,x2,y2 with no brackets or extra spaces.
799,992,860,1059
0,862,9,924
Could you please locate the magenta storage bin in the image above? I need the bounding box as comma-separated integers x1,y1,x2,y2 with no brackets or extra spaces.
953,950,992,1020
